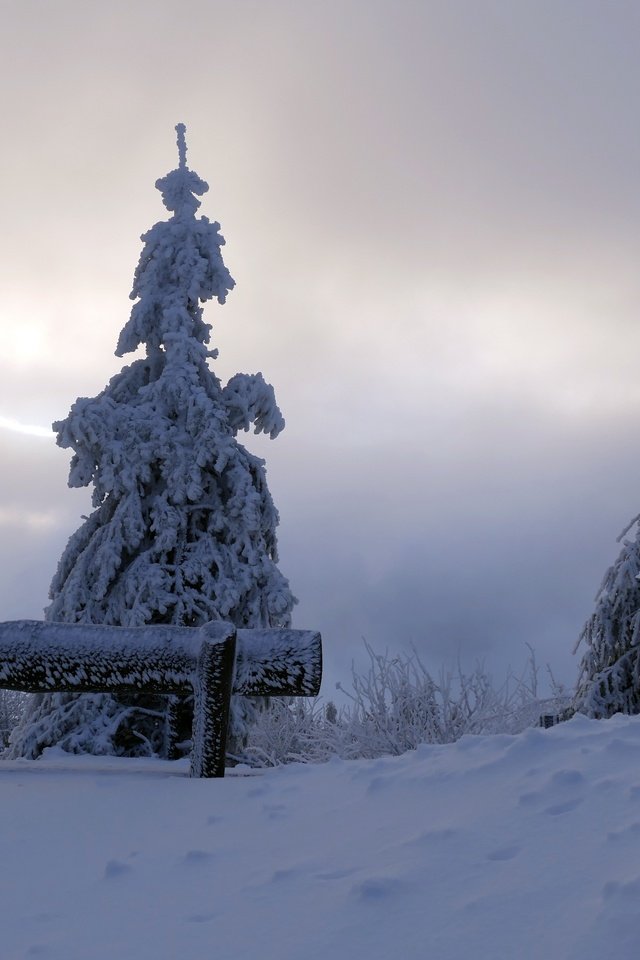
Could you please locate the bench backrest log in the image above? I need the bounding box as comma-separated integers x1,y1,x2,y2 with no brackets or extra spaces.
0,620,322,778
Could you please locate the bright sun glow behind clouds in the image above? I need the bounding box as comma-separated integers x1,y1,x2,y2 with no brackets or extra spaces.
0,415,53,440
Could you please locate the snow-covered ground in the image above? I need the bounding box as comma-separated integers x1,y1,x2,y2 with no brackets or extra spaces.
2,713,640,960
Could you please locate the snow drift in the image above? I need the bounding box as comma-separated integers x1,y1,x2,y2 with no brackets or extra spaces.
2,714,640,959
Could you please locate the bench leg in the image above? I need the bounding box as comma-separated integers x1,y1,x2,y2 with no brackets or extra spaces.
190,629,237,778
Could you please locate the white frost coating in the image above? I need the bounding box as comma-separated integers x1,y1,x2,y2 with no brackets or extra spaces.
234,629,322,696
0,620,209,691
0,619,319,725
223,373,285,438
9,125,296,762
575,516,640,717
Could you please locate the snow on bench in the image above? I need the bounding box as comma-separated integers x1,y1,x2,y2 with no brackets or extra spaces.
0,620,322,778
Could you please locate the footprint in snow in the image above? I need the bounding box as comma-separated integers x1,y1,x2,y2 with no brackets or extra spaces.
606,822,640,843
271,867,299,882
543,797,584,816
520,769,586,815
316,867,357,881
568,875,640,959
182,849,215,865
104,859,132,879
518,790,543,807
602,875,640,902
366,775,394,796
405,827,459,847
487,844,520,862
549,769,585,788
270,862,316,882
350,876,407,901
262,803,287,820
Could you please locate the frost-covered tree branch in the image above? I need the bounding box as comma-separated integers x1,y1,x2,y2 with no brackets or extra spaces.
223,373,285,438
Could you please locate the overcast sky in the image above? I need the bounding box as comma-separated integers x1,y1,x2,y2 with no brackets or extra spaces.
2,0,640,693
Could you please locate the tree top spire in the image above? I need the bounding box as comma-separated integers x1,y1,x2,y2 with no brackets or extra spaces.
176,122,187,169
116,124,235,356
155,123,209,216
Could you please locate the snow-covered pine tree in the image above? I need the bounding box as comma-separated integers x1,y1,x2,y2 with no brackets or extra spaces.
9,124,295,760
574,516,640,717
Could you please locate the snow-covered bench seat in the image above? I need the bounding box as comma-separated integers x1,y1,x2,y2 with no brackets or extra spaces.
0,620,322,778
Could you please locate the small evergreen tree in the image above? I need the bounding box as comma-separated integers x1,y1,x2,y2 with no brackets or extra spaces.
9,124,295,760
574,516,640,717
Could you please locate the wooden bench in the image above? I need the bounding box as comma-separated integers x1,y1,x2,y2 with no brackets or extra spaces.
0,619,322,778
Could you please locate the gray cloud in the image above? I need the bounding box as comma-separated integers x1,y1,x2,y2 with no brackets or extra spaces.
1,1,640,695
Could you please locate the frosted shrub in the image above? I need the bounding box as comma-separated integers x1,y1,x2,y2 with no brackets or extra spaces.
243,642,571,766
237,698,342,767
